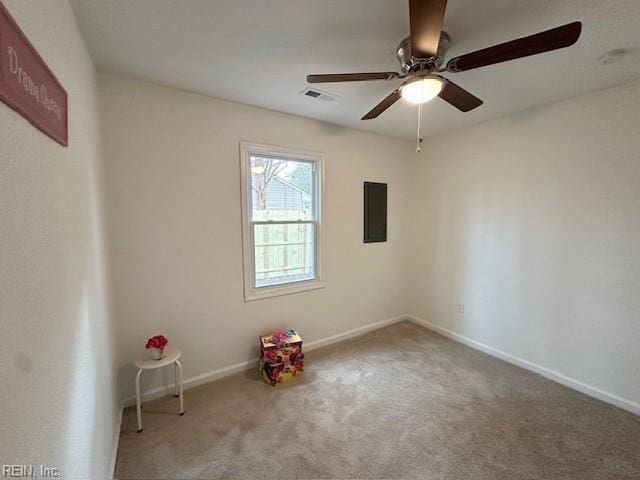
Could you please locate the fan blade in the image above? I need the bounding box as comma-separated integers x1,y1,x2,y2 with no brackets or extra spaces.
362,89,401,120
307,72,400,83
409,0,448,58
446,21,582,72
438,79,483,112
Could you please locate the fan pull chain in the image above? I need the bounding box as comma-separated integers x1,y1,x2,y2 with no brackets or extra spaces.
416,102,423,153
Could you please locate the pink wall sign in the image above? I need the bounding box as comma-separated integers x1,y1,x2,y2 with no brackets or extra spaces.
0,1,68,146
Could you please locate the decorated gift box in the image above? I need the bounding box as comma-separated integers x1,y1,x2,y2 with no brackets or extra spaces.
261,344,301,364
259,329,304,386
260,360,303,386
260,329,302,352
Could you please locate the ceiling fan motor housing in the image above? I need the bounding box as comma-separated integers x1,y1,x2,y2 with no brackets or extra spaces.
396,31,451,75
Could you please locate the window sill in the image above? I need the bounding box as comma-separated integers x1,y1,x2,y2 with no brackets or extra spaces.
244,279,325,302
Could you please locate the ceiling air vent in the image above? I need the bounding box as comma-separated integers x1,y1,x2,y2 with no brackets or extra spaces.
300,88,339,102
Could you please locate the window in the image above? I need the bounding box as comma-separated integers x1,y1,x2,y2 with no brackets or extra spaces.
240,142,324,301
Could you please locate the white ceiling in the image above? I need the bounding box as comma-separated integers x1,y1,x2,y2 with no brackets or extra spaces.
70,0,640,140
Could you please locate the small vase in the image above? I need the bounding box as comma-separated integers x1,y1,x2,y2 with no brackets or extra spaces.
150,347,164,360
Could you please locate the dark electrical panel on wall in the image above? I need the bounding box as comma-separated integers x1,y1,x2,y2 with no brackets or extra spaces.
363,182,387,243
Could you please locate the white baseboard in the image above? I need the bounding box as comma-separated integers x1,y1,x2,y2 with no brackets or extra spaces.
121,314,408,407
121,357,260,407
407,315,640,417
109,405,123,479
304,314,407,352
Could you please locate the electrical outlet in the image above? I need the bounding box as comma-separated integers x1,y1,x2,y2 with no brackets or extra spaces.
457,303,465,314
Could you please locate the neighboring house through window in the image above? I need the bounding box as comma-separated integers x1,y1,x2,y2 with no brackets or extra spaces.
240,142,324,301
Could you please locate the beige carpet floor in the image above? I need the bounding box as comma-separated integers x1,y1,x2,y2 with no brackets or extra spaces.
115,321,640,479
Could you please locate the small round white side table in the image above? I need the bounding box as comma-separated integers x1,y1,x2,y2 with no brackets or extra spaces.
134,348,184,433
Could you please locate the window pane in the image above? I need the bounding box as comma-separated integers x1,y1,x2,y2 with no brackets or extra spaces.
250,156,313,221
254,223,315,287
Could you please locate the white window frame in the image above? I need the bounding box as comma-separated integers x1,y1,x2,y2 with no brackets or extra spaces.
240,141,325,301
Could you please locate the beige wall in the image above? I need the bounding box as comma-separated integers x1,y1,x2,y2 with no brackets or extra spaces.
409,79,640,409
0,0,118,477
98,74,414,400
100,74,640,413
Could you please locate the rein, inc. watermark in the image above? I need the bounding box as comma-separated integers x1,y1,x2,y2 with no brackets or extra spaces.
2,465,60,478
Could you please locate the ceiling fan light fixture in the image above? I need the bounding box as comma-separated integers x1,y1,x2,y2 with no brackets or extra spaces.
400,76,444,104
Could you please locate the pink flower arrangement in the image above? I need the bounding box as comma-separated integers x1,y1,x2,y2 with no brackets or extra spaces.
146,334,168,350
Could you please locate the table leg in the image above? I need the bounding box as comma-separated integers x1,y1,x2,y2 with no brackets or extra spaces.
174,362,179,398
175,359,184,415
135,369,143,432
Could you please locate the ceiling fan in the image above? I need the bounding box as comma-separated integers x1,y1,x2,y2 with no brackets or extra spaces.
307,0,582,123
